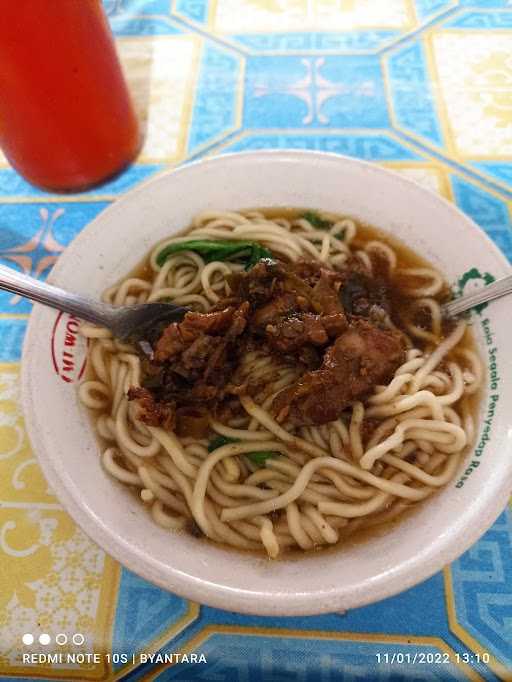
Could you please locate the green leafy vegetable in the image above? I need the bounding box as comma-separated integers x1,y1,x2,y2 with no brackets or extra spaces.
156,240,273,270
208,435,239,452
207,437,277,467
302,211,332,231
245,451,277,466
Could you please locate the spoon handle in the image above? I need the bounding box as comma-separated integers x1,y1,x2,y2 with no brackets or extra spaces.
0,263,114,326
443,272,512,317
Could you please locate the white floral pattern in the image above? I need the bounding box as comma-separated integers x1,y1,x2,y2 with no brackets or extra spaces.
432,33,512,156
214,0,411,33
1,525,107,669
118,36,199,163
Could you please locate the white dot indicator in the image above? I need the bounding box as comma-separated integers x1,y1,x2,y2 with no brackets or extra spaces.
39,633,51,646
22,634,34,646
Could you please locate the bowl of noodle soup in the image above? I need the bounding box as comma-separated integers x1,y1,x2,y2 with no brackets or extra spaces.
22,151,512,615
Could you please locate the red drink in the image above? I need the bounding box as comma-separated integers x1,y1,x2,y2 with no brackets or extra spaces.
0,1,140,191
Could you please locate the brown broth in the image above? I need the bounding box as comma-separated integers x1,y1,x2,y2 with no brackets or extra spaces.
85,207,484,557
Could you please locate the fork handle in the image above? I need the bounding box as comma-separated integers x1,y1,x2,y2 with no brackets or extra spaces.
443,272,512,317
0,262,114,326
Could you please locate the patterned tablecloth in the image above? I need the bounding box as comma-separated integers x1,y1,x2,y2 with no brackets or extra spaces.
1,1,512,680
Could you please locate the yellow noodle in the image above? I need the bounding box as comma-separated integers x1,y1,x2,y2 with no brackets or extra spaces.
79,209,482,558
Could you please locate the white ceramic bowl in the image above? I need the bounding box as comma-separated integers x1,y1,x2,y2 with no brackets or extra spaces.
22,151,512,615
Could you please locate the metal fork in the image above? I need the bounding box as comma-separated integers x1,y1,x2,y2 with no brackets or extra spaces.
0,263,188,341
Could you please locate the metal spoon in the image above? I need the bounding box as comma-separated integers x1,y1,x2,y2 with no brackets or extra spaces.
442,273,512,318
0,263,189,341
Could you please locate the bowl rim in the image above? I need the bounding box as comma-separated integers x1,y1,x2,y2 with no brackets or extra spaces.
21,149,512,615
